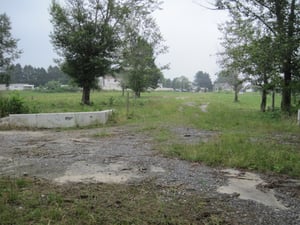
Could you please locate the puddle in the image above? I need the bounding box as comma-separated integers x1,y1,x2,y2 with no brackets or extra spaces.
55,161,140,184
217,169,287,210
54,161,167,184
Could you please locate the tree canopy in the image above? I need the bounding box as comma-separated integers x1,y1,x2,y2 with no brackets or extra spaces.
121,37,162,97
0,13,21,85
214,0,300,113
50,0,164,105
193,71,213,91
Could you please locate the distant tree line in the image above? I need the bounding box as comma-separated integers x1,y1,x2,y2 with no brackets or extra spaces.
161,76,192,91
9,64,71,87
161,71,213,92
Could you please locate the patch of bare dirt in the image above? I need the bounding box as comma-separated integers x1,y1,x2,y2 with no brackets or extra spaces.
0,126,299,225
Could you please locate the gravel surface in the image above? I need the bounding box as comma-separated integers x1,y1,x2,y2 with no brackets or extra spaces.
0,125,299,225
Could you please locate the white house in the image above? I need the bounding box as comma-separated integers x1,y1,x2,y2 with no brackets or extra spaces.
214,82,233,92
98,76,121,91
0,83,34,91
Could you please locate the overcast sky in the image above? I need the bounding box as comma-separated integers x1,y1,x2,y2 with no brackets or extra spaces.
1,0,229,82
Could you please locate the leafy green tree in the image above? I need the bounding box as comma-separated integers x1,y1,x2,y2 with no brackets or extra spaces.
50,0,163,104
218,12,280,110
218,70,244,102
193,71,213,91
244,36,279,112
50,0,122,104
47,66,70,84
122,37,161,97
162,78,172,88
10,64,24,83
213,0,300,113
44,80,62,91
217,12,249,102
0,13,21,85
172,76,191,91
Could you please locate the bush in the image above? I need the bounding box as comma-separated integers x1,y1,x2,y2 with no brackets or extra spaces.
0,92,29,117
36,80,80,93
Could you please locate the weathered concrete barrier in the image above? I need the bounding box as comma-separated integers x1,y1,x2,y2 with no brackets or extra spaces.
2,110,112,128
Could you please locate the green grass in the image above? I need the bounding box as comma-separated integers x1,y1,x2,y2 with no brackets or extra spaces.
161,133,300,176
0,177,228,225
2,90,300,177
1,90,299,224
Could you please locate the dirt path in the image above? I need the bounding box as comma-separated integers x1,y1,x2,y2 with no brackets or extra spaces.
0,126,299,224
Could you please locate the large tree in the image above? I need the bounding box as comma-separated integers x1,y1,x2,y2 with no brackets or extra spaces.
50,0,162,105
218,11,279,110
217,12,249,102
0,13,21,85
213,0,300,113
193,71,213,91
122,37,161,97
172,76,192,91
244,36,280,112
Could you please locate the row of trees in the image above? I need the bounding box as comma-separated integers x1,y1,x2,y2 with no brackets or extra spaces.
9,64,70,87
1,0,165,104
50,0,166,104
210,0,300,113
161,71,213,92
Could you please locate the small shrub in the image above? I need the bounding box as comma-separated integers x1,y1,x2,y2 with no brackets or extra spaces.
0,93,29,117
108,96,115,106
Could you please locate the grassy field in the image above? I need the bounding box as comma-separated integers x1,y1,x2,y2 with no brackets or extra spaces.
1,90,300,224
2,90,300,177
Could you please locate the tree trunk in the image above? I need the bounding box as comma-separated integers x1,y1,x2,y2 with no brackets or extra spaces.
261,89,267,112
81,86,91,105
280,0,295,114
135,91,141,98
281,69,292,114
272,90,275,111
233,84,239,102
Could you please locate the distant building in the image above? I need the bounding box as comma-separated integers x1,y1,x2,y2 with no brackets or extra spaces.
0,85,7,91
155,87,173,91
213,82,232,92
98,76,121,91
0,83,34,91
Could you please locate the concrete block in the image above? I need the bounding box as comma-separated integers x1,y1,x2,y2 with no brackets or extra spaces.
74,111,111,127
9,114,37,127
36,113,76,128
6,110,113,128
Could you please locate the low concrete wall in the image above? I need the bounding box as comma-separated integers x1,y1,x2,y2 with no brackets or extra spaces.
5,110,112,128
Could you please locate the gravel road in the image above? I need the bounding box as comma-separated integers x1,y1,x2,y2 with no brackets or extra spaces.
0,125,299,225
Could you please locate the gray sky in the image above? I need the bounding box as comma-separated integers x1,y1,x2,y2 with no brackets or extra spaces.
1,0,229,82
